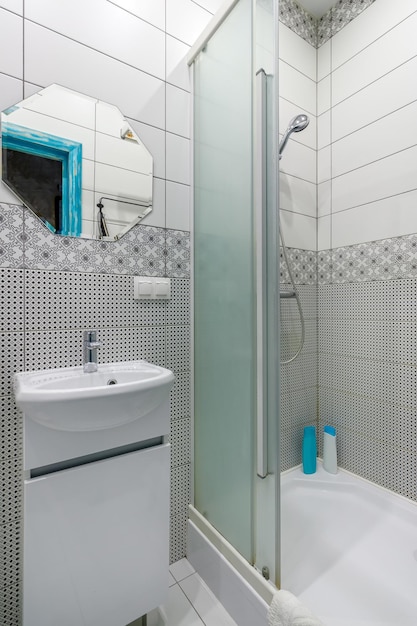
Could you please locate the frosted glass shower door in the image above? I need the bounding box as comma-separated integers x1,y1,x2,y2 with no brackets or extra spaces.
193,0,255,561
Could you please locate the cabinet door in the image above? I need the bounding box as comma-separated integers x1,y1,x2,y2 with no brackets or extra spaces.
24,444,170,626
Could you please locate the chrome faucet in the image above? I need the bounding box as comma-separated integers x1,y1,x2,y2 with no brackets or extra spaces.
83,330,103,373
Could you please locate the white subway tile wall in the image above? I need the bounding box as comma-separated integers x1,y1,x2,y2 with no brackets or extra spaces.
278,20,317,251
0,0,219,622
317,2,417,248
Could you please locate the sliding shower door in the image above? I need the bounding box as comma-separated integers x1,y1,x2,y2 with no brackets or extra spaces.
194,0,254,561
193,0,280,578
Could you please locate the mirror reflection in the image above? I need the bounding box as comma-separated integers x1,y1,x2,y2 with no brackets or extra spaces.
1,84,153,240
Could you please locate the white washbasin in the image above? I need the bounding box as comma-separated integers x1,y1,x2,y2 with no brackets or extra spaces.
14,361,175,432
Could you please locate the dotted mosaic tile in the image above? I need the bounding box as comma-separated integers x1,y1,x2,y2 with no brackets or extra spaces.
170,464,191,519
318,388,417,456
0,580,21,626
0,396,22,462
170,510,188,565
0,458,22,526
0,269,24,332
169,443,191,565
167,279,190,326
24,270,169,331
170,417,191,468
24,326,167,371
319,317,417,365
280,386,317,432
0,333,24,397
318,423,417,501
319,353,417,409
281,426,306,472
281,352,317,393
166,326,191,373
0,521,21,592
317,274,417,502
171,371,191,421
281,316,317,360
319,280,417,320
280,279,318,472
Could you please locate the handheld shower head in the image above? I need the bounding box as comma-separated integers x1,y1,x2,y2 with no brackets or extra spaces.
278,113,310,159
288,113,309,133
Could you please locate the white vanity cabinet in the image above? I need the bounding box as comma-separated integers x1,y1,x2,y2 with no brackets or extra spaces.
18,366,174,626
24,443,170,626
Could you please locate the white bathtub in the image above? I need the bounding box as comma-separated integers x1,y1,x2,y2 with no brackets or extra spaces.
281,463,417,626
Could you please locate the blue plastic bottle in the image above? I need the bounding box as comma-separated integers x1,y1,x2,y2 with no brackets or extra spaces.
302,425,317,474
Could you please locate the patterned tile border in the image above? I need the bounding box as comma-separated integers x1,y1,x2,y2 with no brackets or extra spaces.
319,234,417,284
165,229,190,278
280,246,317,285
281,235,417,286
279,0,317,47
0,204,24,269
318,0,376,46
0,203,190,278
279,0,376,48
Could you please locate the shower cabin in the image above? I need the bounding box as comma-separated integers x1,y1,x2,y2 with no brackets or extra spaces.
189,0,283,592
189,0,319,617
190,0,417,623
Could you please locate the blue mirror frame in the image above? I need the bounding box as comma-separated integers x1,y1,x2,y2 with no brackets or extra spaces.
2,121,82,236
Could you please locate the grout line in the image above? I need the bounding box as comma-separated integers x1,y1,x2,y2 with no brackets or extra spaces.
176,581,206,625
278,57,316,84
190,0,214,16
106,0,166,34
332,52,417,110
24,18,166,83
279,170,316,186
330,8,417,74
279,207,317,221
331,96,417,146
323,186,417,216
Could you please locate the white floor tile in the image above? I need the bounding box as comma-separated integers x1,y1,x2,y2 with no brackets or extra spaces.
157,584,204,626
179,573,238,626
170,558,196,582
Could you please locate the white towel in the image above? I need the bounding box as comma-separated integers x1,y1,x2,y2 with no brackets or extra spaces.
268,590,325,626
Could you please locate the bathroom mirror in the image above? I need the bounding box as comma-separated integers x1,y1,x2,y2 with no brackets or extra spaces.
1,84,153,240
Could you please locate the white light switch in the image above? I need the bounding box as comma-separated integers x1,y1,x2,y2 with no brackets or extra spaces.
133,277,171,300
154,278,170,299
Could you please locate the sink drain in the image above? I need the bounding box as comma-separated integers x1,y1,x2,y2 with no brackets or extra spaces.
107,379,118,385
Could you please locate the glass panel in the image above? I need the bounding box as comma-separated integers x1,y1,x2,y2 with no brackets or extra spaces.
193,0,254,561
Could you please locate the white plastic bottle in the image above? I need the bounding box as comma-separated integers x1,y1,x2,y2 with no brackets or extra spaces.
323,425,337,474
